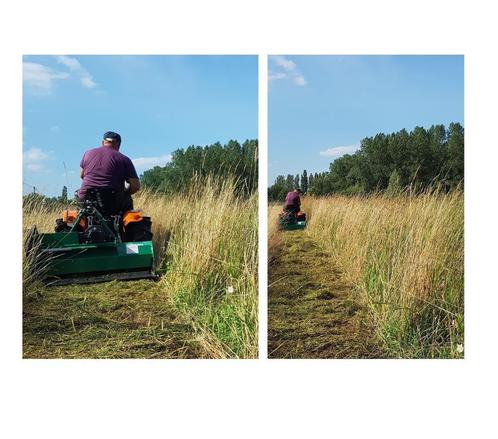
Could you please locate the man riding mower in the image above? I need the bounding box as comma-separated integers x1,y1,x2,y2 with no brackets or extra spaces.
26,131,157,285
279,188,306,230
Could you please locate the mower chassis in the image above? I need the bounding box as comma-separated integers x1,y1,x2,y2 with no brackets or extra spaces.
280,220,306,231
35,231,156,286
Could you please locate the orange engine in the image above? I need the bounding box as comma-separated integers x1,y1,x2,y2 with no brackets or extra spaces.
63,210,87,229
122,210,144,230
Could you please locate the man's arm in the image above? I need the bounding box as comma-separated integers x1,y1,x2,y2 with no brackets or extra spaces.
127,178,141,194
124,157,140,194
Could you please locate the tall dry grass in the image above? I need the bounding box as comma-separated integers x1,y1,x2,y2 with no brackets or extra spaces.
23,197,69,296
268,203,282,263
135,178,258,358
22,177,258,358
305,191,464,358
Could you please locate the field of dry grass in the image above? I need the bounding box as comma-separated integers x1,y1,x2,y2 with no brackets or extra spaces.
23,178,258,359
268,191,464,358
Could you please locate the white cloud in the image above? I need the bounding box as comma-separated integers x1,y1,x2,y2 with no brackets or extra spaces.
293,75,307,86
80,74,97,89
24,57,97,93
24,147,50,162
132,154,172,171
56,55,81,70
23,62,69,94
23,147,53,172
269,55,307,86
56,55,97,89
268,71,287,81
319,144,360,158
273,55,297,72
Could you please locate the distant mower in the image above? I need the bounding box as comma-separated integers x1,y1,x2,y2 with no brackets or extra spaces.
278,210,306,230
26,188,157,286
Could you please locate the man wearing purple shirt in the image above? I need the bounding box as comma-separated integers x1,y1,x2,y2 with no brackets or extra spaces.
284,188,301,213
78,131,140,211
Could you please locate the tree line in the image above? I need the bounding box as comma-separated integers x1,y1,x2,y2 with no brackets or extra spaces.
141,139,258,196
268,123,464,201
22,185,70,210
24,139,258,206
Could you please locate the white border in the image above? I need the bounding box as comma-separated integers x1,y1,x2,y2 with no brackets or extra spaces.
258,54,268,359
3,1,498,438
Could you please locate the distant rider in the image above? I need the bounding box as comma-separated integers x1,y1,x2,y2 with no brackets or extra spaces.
78,131,140,212
284,188,301,214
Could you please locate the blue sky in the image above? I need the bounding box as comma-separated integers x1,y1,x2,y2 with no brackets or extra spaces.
23,55,258,197
268,55,464,184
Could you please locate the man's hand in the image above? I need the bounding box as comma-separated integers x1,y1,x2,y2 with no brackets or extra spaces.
127,178,141,194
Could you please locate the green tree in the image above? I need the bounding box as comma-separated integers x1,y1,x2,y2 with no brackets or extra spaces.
59,185,68,204
386,169,402,197
308,172,314,191
271,123,463,198
446,122,464,188
268,175,290,202
428,124,448,182
286,174,294,191
301,169,308,194
141,139,258,196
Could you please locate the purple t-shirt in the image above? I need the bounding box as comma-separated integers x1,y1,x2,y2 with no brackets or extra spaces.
79,146,138,198
285,191,301,208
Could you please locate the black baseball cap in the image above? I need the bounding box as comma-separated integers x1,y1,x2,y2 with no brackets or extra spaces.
103,131,121,143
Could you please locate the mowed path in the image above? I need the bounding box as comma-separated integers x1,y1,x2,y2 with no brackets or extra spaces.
23,279,209,359
268,230,386,359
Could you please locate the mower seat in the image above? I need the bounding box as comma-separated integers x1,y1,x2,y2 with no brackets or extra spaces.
83,188,121,217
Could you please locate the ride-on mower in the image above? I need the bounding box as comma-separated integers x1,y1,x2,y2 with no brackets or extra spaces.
278,210,306,230
26,188,157,286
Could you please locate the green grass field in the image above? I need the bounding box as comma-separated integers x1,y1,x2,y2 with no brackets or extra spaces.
23,179,258,359
269,190,464,359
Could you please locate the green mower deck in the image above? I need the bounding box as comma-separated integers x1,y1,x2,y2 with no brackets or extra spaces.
34,231,156,286
280,220,306,231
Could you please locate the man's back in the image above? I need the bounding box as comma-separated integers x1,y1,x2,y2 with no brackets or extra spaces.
285,191,300,208
79,146,137,198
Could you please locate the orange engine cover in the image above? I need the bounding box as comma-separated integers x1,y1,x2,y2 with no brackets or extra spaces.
122,210,144,230
63,209,87,229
